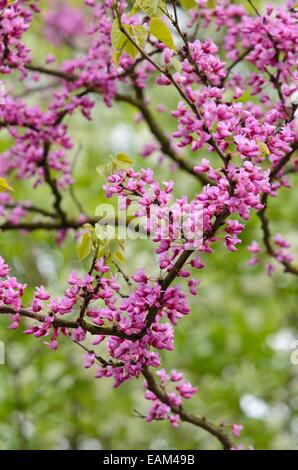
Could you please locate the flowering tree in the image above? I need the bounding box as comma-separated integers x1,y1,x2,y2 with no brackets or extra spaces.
0,0,297,450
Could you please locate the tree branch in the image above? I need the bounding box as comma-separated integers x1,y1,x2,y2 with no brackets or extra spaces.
142,366,233,450
257,145,298,275
116,91,211,186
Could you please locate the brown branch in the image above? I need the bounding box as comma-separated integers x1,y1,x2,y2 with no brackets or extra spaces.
223,47,253,83
25,64,76,82
77,250,103,323
0,191,233,341
112,260,133,288
271,145,298,179
0,304,233,448
0,215,138,233
145,201,233,329
24,64,210,185
258,204,298,276
114,4,229,165
142,366,233,450
38,90,90,223
257,145,298,275
169,1,210,86
3,203,56,219
72,338,123,369
116,91,211,186
0,218,98,232
0,307,136,340
41,141,67,224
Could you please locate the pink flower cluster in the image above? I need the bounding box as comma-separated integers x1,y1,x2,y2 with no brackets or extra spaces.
0,95,74,187
0,254,190,389
145,369,197,427
184,39,226,86
104,167,205,252
0,256,26,329
0,1,39,74
248,233,294,273
44,1,87,47
60,0,117,107
201,0,297,83
172,86,296,171
93,270,190,387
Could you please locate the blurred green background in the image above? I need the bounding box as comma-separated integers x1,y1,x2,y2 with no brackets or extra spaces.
0,0,297,450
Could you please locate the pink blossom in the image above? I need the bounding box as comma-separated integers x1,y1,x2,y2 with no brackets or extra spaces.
176,382,197,399
188,278,200,295
248,241,261,254
232,423,244,438
72,327,86,342
35,286,51,301
95,258,110,273
0,257,9,277
84,352,96,369
274,233,291,248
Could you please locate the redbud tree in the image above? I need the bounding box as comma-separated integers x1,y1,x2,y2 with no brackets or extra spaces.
0,0,297,450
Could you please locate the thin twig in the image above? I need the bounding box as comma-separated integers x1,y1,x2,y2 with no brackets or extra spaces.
142,367,233,450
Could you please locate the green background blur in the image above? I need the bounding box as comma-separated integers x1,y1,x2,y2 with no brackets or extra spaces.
0,0,297,450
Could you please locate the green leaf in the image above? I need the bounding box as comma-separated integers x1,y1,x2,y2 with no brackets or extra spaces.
180,0,197,9
0,177,14,192
2,0,18,7
111,20,128,65
149,17,175,50
257,139,270,156
109,238,125,263
83,223,95,232
77,231,92,261
92,236,125,264
135,0,166,17
96,161,118,178
116,153,133,164
113,250,125,263
97,153,133,178
126,24,147,59
129,1,141,16
111,21,147,65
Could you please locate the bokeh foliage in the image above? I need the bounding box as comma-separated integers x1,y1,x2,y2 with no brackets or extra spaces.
0,0,297,450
